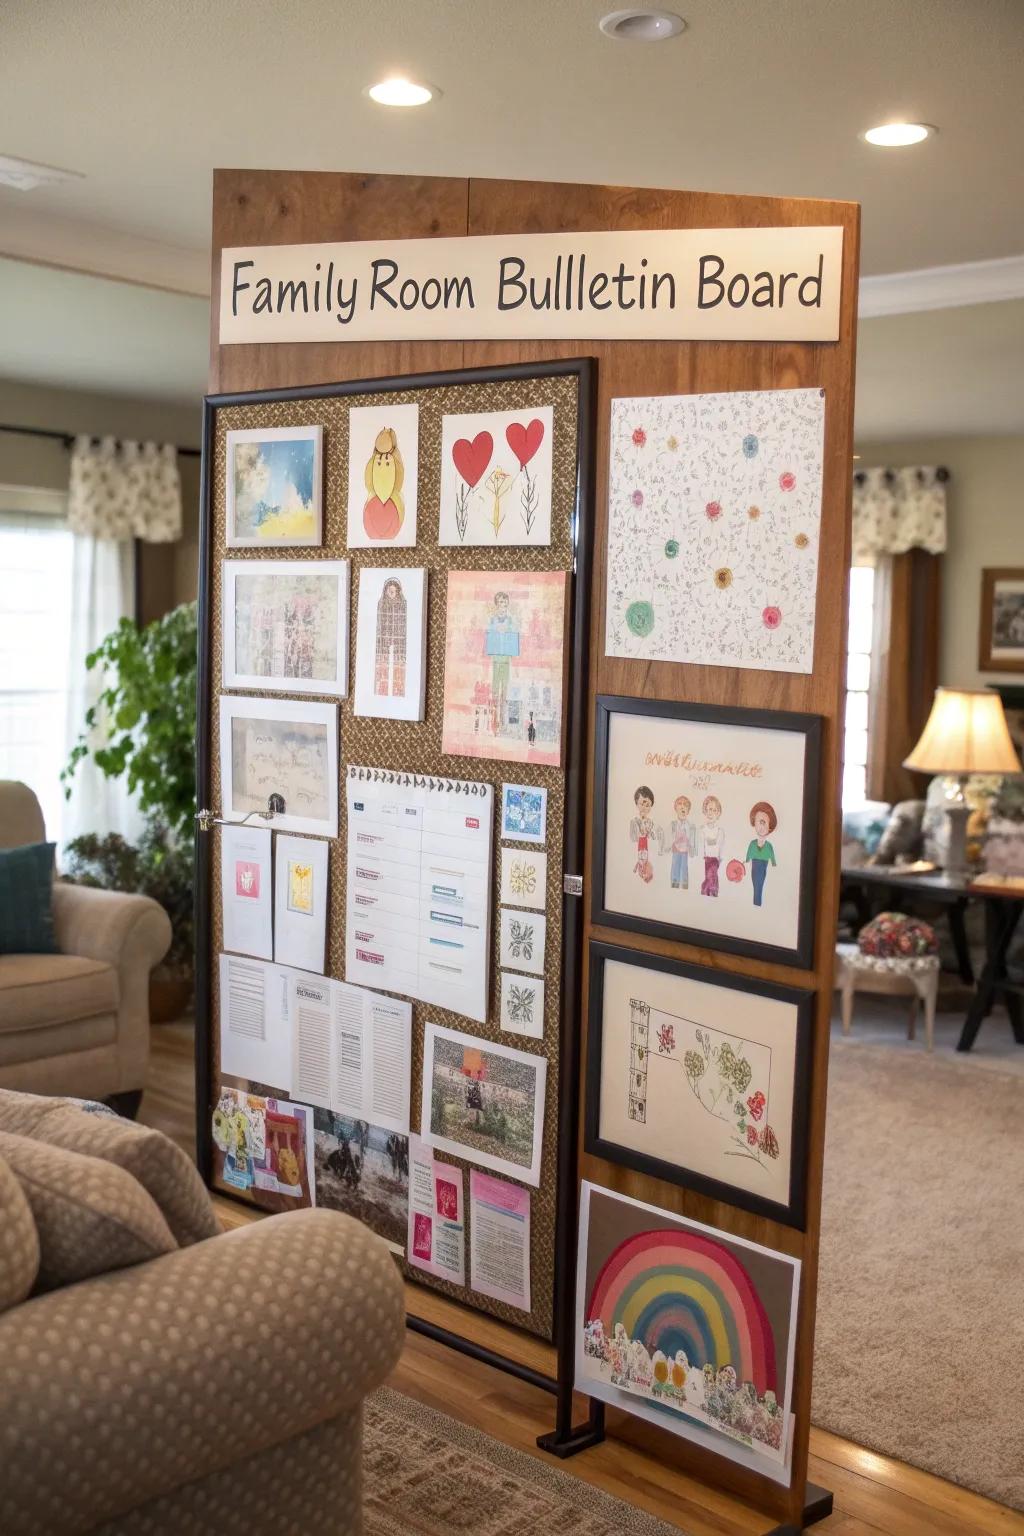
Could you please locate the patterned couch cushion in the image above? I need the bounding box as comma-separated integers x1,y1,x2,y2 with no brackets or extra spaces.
0,1131,176,1292
0,1090,218,1247
0,1154,39,1310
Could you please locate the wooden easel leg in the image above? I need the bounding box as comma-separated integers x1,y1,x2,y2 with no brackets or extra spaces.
537,1398,606,1458
763,1481,834,1533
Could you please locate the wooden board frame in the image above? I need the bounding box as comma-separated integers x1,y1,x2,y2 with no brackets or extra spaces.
591,695,822,969
204,168,860,1534
584,938,815,1229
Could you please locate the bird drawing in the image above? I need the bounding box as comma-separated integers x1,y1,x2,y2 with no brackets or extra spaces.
363,426,405,539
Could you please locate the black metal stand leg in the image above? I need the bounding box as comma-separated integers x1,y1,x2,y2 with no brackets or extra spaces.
537,1397,606,1458
949,902,974,985
958,901,1020,1051
764,1481,834,1533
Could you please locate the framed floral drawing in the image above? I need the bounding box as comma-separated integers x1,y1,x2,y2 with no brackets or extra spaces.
222,559,349,695
585,941,814,1229
592,695,821,969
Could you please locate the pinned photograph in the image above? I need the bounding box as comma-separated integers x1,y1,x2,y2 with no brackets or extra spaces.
353,566,428,722
313,1109,409,1254
501,783,548,844
439,405,553,547
346,402,419,548
421,1023,547,1187
225,425,323,547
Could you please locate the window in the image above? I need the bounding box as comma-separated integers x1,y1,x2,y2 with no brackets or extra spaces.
843,564,875,812
0,489,75,847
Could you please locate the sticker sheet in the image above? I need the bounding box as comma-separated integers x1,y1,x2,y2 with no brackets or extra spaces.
605,388,825,673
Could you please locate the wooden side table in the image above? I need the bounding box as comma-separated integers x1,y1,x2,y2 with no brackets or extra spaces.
835,943,941,1051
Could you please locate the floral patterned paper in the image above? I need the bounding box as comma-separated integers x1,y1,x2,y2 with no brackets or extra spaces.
605,388,826,674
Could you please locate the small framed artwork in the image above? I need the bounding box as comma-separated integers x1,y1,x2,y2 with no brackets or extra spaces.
225,425,323,548
592,695,821,969
585,941,813,1229
218,695,339,838
501,783,548,844
353,567,428,721
346,402,419,549
441,569,568,767
979,568,1024,673
223,560,350,696
439,406,554,547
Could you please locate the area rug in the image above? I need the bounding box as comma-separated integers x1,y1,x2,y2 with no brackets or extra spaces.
814,1039,1024,1510
364,1387,683,1535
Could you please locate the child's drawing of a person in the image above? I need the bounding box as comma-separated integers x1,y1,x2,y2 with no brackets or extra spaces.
630,786,663,883
669,794,696,890
745,801,778,907
485,590,520,731
699,794,725,898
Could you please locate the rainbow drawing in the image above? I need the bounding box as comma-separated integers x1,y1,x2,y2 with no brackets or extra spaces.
586,1227,777,1394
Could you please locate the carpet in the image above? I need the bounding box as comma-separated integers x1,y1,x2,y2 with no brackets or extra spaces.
364,1387,683,1535
814,1039,1024,1510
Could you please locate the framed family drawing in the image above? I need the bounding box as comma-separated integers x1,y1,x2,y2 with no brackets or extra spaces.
592,696,821,968
222,560,350,695
604,387,825,674
218,695,339,838
575,1182,800,1483
225,425,323,548
585,941,813,1228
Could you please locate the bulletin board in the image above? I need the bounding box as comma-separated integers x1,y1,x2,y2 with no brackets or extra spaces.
204,169,860,1535
196,359,595,1342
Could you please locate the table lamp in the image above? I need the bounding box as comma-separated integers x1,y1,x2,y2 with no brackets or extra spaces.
903,687,1023,877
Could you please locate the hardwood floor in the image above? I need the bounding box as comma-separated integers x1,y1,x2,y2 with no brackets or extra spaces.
144,1021,1020,1536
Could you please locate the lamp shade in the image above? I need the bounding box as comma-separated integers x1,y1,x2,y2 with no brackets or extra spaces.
903,688,1023,776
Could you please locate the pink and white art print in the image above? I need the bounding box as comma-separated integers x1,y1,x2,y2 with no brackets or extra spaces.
605,388,825,674
439,406,553,547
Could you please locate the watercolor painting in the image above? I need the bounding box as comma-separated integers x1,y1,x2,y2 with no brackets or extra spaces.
226,426,322,548
501,783,548,843
224,560,349,696
441,569,566,766
604,388,825,673
576,1183,799,1478
595,698,819,966
439,406,554,547
353,566,428,722
587,944,812,1227
346,402,419,548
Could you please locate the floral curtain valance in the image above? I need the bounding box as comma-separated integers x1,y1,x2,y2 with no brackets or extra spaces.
68,436,182,543
851,465,948,562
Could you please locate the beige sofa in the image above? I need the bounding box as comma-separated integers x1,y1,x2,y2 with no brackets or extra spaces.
0,781,172,1111
0,1089,405,1536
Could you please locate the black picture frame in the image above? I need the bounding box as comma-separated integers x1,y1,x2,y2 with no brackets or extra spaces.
591,694,822,970
585,940,814,1230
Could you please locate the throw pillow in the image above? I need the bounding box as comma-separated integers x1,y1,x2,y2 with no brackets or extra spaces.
873,801,925,866
858,911,939,959
0,1131,176,1293
0,1154,39,1311
0,842,58,954
0,1090,218,1247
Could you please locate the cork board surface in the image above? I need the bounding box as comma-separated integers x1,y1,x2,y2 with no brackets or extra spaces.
206,368,582,1339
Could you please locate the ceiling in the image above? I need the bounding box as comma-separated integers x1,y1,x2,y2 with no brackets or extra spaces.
2,0,1023,291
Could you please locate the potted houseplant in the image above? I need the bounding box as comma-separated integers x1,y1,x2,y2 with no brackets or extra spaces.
61,602,198,1021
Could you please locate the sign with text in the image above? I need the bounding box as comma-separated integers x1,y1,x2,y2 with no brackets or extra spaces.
219,226,844,345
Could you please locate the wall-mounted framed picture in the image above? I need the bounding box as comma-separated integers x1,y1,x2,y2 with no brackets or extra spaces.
218,695,339,838
225,425,323,548
592,695,821,969
585,941,814,1229
979,568,1024,673
222,559,350,695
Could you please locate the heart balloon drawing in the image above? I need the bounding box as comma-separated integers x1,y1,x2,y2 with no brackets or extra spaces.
451,431,493,488
506,418,545,471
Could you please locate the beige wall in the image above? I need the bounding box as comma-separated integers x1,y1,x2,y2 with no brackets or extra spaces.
856,434,1024,691
0,377,201,620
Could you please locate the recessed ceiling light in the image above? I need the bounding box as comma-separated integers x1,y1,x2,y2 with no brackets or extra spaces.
367,77,437,107
599,9,686,41
862,122,934,148
0,154,84,192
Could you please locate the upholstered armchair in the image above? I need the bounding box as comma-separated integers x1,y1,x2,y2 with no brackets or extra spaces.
0,781,172,1110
